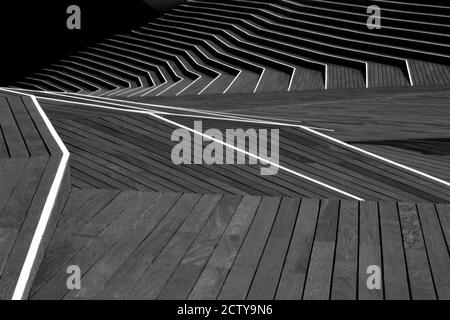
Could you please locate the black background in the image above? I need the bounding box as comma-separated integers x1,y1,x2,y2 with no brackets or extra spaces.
0,1,165,86
0,299,438,319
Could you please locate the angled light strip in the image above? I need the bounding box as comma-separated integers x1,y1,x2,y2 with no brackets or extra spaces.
60,90,307,124
151,112,365,201
34,95,331,130
7,87,307,125
299,125,450,187
9,88,307,127
15,92,363,200
0,88,70,300
54,89,450,188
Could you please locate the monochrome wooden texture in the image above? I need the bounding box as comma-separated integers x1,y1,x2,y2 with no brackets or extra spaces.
33,93,450,203
27,191,450,300
17,0,450,95
3,0,450,301
0,91,70,299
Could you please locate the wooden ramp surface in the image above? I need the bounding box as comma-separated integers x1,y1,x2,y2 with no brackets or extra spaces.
124,85,450,142
31,190,450,300
0,91,69,299
32,89,450,203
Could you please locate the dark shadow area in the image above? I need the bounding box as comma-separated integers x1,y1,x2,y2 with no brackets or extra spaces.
0,0,162,86
142,0,187,12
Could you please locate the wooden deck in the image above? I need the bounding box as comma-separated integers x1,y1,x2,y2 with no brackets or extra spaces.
0,85,448,300
2,0,450,301
16,0,450,96
33,90,450,203
30,190,450,300
353,144,450,182
126,85,450,142
20,85,449,300
0,90,70,299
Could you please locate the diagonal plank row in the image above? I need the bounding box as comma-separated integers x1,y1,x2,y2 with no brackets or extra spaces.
30,190,450,300
36,94,450,203
124,84,450,143
0,93,49,159
0,91,70,299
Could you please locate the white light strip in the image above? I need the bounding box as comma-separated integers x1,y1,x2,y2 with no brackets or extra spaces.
33,93,362,200
7,88,306,125
150,112,364,201
299,125,450,187
0,88,70,300
15,87,449,189
35,95,331,130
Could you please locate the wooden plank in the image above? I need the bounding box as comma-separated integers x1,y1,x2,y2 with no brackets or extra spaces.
57,132,173,191
31,191,139,299
25,165,71,299
72,192,180,300
276,198,320,300
58,189,119,230
398,202,436,300
31,189,121,293
0,228,18,276
295,129,450,202
358,201,383,300
70,176,95,189
125,114,313,196
124,194,222,300
56,192,161,300
157,195,242,300
69,157,131,190
417,203,450,299
0,96,28,158
7,95,48,157
0,159,27,214
70,166,115,190
282,131,417,201
218,196,281,300
31,190,119,295
94,193,199,299
37,190,145,300
188,195,261,300
0,155,62,299
84,116,218,191
99,116,291,195
331,200,358,300
0,129,9,158
356,145,450,182
0,157,48,228
56,120,204,192
379,201,410,300
279,136,392,199
398,202,435,300
58,127,238,193
436,204,450,252
303,199,339,300
63,191,165,299
247,197,300,300
22,96,61,157
61,142,156,191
